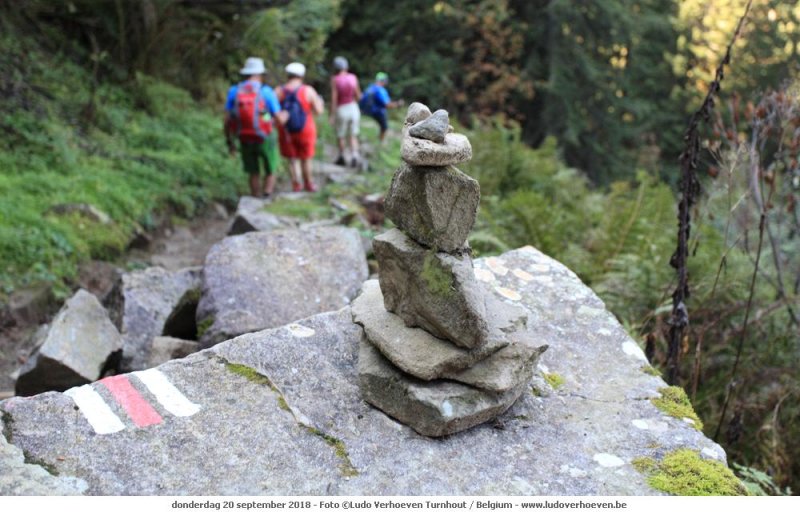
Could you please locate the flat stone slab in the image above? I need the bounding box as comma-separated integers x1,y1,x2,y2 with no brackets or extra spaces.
401,132,472,167
1,248,731,495
197,226,368,347
228,196,298,235
359,337,527,437
353,280,506,378
16,290,122,396
106,266,202,372
384,163,480,252
353,280,538,390
374,229,488,348
408,109,449,143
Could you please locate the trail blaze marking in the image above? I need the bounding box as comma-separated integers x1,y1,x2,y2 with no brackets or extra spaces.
133,369,200,417
100,375,163,427
64,385,126,435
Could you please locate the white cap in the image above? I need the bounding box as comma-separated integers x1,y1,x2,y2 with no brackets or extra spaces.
240,57,266,75
285,62,306,77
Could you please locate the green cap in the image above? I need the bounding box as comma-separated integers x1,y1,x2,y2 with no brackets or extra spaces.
375,72,388,82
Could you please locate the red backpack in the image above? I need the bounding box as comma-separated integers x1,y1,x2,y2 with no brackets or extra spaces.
233,81,272,142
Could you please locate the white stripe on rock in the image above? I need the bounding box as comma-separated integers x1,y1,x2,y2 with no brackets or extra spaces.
64,385,126,435
133,368,200,417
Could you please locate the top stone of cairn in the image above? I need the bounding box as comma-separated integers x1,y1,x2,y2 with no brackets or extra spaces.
401,104,472,167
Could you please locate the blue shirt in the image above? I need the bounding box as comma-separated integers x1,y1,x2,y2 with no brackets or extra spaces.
225,80,281,116
365,83,390,114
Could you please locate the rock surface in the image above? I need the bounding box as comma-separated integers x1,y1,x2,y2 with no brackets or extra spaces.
384,163,480,252
228,196,298,235
15,290,122,396
358,337,528,437
105,266,202,372
0,248,731,495
401,132,473,167
373,229,488,348
146,336,199,368
404,102,432,125
197,227,368,347
408,109,449,143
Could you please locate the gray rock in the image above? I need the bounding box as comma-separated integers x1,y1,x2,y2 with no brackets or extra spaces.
373,229,488,348
352,280,489,374
228,196,298,235
15,290,122,396
358,337,527,437
401,132,472,167
0,248,734,496
405,102,432,126
408,109,449,143
384,162,480,252
0,427,87,495
105,266,202,372
146,336,199,368
197,227,368,347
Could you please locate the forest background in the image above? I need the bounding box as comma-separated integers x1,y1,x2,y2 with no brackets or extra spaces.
0,0,798,495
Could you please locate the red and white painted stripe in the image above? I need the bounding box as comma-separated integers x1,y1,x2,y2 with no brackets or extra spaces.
66,369,200,435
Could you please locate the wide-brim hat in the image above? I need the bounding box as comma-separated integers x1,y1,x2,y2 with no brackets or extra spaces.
286,62,306,77
240,57,266,75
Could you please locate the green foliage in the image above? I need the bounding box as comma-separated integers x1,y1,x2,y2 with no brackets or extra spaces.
634,449,748,496
0,20,241,298
733,463,792,496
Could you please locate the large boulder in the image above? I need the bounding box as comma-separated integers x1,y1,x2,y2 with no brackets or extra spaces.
228,196,298,236
15,290,122,396
197,226,368,347
373,229,488,348
0,247,736,495
105,266,202,372
384,163,480,252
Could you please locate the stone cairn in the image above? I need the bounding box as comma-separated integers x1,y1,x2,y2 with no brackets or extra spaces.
353,102,548,437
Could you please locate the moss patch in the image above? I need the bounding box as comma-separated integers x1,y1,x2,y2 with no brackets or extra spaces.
225,363,275,389
543,372,565,389
634,449,747,496
277,396,290,412
421,252,454,297
196,316,214,339
652,386,703,430
641,365,661,377
306,427,358,477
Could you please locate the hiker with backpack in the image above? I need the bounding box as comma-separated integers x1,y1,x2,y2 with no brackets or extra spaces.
276,62,324,192
224,57,286,198
329,56,362,167
360,72,403,143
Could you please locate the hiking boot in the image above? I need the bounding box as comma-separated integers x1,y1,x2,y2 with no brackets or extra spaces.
304,181,318,193
334,155,346,166
292,181,303,192
350,157,358,168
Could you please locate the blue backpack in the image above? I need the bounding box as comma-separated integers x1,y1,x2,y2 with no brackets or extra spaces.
359,87,376,115
281,86,307,133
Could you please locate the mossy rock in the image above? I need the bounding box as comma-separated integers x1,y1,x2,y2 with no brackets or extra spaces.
651,386,703,430
634,449,748,496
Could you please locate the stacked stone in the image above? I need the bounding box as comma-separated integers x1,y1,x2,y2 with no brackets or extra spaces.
353,103,547,437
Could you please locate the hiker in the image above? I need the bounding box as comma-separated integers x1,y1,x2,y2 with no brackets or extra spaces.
360,72,403,143
329,56,362,167
224,57,286,198
276,62,325,192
